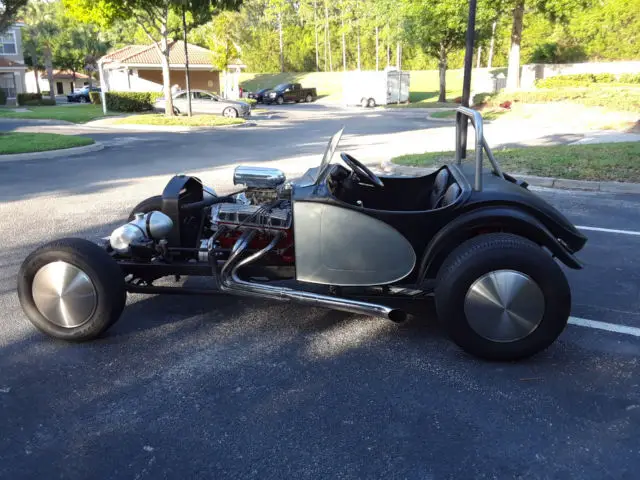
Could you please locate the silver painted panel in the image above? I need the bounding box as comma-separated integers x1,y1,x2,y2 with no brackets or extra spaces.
294,202,416,286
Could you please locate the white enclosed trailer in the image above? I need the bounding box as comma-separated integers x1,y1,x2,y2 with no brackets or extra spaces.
342,69,410,107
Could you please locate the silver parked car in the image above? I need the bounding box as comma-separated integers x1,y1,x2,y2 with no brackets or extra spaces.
155,89,251,117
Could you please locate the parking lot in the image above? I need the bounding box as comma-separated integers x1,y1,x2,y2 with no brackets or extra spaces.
1,106,639,479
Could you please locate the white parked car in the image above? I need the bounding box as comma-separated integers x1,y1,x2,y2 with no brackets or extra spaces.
155,89,251,117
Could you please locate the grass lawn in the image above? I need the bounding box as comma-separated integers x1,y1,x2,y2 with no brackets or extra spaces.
430,110,457,118
0,133,94,155
393,142,640,182
239,69,465,107
0,105,108,123
114,114,245,127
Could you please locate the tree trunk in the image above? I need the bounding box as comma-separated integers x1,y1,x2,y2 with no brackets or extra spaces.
159,32,174,116
356,0,360,70
72,68,76,92
44,45,55,103
396,41,401,69
29,44,41,95
323,0,328,71
476,46,481,68
314,0,319,71
183,7,192,116
325,1,332,72
487,20,497,68
507,0,525,90
341,13,346,71
278,11,284,73
386,42,390,67
438,43,447,103
375,26,379,71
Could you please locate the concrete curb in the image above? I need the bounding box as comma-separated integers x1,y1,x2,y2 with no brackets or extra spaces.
381,161,640,194
82,121,254,132
0,141,104,162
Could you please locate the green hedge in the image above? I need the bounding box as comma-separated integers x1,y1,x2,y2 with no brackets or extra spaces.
536,73,640,88
17,93,42,106
0,89,6,105
105,91,154,112
245,98,257,107
89,91,101,105
23,97,56,106
488,86,640,112
620,73,640,84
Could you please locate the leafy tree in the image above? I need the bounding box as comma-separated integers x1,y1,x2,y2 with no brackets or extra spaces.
63,0,241,115
569,0,640,60
0,0,28,34
405,0,496,102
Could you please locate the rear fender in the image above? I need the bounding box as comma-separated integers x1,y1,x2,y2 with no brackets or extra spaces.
418,206,583,280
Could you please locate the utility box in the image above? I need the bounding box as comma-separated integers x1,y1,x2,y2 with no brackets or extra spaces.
342,69,410,107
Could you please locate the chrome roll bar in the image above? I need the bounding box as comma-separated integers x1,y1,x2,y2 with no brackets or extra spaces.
455,106,505,191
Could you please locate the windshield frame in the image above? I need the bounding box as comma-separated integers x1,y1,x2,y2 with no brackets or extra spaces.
312,127,344,185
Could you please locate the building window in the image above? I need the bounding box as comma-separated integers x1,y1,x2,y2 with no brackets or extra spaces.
0,73,17,98
0,31,17,55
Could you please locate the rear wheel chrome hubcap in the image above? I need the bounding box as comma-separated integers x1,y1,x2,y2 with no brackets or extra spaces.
32,261,97,328
464,269,545,343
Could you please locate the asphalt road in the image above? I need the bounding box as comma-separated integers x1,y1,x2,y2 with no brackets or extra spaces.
1,106,639,479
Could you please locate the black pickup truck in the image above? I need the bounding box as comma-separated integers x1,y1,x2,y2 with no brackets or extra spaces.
264,83,317,105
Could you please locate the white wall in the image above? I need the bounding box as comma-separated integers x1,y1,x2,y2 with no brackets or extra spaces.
104,68,163,92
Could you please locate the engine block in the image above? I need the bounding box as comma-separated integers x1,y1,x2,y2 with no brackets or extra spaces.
211,202,292,231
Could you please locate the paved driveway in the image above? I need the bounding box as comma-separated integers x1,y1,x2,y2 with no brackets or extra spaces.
1,109,639,479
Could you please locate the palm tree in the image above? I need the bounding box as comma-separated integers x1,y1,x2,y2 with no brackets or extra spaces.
23,1,60,102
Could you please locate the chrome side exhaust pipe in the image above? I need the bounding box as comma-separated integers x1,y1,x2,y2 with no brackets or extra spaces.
220,231,407,322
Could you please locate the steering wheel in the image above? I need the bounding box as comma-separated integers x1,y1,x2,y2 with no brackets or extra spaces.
340,153,385,188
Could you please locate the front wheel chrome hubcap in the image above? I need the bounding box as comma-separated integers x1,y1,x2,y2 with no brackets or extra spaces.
464,270,545,343
32,261,97,328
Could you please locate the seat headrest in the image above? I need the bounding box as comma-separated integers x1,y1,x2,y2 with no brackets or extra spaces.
434,168,449,192
441,183,461,207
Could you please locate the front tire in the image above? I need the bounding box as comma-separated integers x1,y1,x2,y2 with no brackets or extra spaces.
128,195,163,221
223,107,238,118
276,96,284,105
305,94,314,103
367,98,376,108
17,238,126,341
434,233,571,361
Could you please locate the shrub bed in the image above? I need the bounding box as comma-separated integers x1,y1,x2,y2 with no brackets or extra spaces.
536,73,640,88
17,93,42,106
89,91,101,104
105,91,154,112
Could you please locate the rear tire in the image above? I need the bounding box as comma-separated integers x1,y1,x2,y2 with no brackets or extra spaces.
17,238,126,341
367,98,376,108
305,94,313,103
276,96,284,105
434,233,571,361
128,195,163,221
361,97,368,108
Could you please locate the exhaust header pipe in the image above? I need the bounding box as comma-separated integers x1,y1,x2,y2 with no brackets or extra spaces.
220,231,407,322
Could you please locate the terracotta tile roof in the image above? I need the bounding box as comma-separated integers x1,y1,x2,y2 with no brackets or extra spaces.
48,70,90,80
0,58,25,68
102,41,214,67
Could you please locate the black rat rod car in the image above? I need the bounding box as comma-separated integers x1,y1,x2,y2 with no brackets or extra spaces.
17,108,587,360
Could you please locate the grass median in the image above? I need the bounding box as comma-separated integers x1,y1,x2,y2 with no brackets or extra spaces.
0,105,108,123
393,142,640,183
113,114,246,127
0,132,94,155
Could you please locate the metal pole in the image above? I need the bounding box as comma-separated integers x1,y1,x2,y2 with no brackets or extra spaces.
460,0,477,160
98,59,107,116
182,6,192,117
